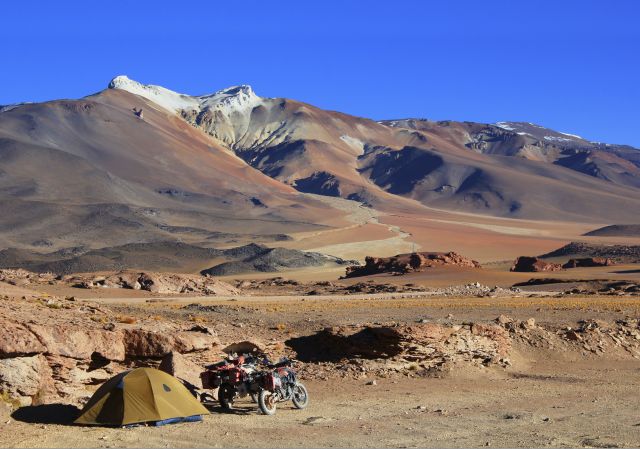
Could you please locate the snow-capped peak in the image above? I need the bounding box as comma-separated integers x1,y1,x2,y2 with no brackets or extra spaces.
108,75,198,113
199,84,262,115
107,75,262,116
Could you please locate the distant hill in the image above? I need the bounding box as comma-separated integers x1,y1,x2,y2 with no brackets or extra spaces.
583,225,640,237
0,242,354,275
539,242,640,262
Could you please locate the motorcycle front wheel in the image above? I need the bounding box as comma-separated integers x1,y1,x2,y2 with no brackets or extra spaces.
258,390,277,415
218,383,235,410
292,383,309,409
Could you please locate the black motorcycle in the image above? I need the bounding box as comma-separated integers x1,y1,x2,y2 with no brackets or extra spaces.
255,357,309,415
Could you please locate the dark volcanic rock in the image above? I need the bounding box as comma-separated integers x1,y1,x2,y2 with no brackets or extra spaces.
202,247,355,276
583,224,640,237
539,242,640,263
562,257,615,268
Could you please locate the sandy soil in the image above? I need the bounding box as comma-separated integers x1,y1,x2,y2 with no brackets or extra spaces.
4,359,640,449
2,288,640,448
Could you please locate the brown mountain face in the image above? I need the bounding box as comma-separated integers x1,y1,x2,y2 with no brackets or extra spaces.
0,87,343,252
1,76,640,268
176,88,640,222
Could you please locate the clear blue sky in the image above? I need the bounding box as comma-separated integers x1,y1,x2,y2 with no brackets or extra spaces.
2,0,639,146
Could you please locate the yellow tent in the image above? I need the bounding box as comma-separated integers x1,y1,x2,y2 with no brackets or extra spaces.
75,367,209,426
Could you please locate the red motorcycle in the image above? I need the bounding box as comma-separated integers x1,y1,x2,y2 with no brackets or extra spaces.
255,357,309,415
200,354,261,410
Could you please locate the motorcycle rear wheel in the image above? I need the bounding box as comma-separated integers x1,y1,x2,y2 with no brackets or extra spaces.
218,384,235,410
292,383,309,409
258,390,277,415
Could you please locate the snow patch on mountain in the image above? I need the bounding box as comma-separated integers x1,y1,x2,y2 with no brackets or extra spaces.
494,121,516,131
544,136,574,143
558,131,583,140
0,103,31,113
108,75,198,112
199,85,262,116
108,76,263,117
340,135,365,153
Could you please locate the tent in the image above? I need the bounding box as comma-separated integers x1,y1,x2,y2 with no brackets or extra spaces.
75,367,209,426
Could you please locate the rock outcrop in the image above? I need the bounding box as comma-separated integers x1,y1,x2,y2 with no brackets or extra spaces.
345,252,481,278
159,351,204,387
72,271,240,295
0,295,222,407
510,256,562,272
288,322,510,372
123,328,219,358
562,257,615,268
0,355,55,406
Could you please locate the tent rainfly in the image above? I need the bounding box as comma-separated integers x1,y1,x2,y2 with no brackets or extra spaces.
75,367,209,426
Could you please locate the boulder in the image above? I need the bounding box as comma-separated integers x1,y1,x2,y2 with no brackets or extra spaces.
124,329,219,358
0,320,46,357
104,272,141,289
173,331,220,353
26,324,125,361
159,352,203,387
345,251,481,278
510,256,562,272
123,330,175,357
137,273,176,293
45,355,114,404
0,354,55,406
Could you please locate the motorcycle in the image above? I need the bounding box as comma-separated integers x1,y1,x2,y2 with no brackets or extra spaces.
255,357,309,415
200,354,261,410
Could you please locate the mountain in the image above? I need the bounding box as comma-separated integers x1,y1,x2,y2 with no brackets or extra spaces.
0,80,341,252
106,77,640,220
1,76,640,268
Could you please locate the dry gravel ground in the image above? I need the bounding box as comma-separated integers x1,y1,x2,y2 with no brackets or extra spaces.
2,354,639,448
1,289,640,448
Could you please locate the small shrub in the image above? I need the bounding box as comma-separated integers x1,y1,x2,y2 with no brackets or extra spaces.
0,390,22,410
118,315,137,324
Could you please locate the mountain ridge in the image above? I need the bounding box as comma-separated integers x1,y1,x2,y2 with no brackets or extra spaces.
1,76,639,266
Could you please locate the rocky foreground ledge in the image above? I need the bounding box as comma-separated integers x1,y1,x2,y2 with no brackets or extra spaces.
2,282,640,410
0,290,226,406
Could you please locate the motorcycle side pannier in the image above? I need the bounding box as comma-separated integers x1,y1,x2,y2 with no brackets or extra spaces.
200,370,220,389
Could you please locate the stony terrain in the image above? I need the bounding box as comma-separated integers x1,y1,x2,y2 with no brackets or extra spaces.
1,267,640,447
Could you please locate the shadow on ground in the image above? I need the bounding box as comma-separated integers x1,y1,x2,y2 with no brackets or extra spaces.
286,327,403,362
11,404,81,425
202,402,256,416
